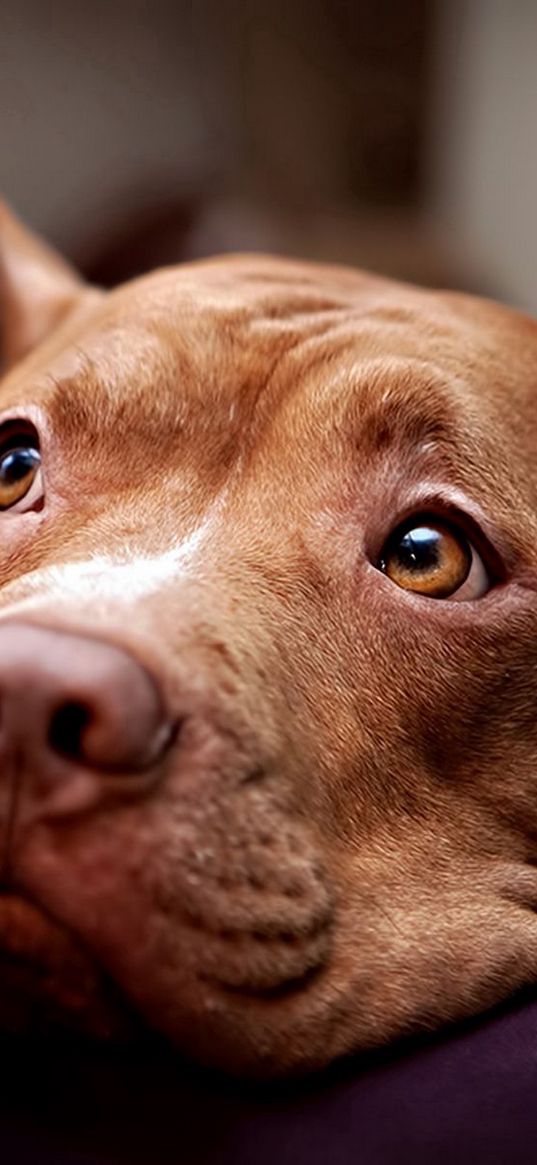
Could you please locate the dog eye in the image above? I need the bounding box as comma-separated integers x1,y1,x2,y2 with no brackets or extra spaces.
377,516,489,600
0,437,43,513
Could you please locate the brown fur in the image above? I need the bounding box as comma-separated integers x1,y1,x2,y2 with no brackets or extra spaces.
0,200,536,1075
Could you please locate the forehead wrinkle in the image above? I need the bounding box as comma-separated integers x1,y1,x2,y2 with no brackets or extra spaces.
45,340,188,455
43,304,299,458
342,359,463,464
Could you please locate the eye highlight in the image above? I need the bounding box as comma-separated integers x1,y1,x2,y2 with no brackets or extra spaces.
0,426,44,513
377,515,490,601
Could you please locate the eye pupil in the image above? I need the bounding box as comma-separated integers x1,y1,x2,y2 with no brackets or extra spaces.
395,527,442,572
379,517,472,599
0,447,40,486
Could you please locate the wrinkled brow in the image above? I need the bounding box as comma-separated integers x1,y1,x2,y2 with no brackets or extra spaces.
341,361,461,462
45,340,462,479
45,346,193,457
42,338,261,491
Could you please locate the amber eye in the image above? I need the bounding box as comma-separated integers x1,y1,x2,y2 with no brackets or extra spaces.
0,441,43,512
379,517,478,599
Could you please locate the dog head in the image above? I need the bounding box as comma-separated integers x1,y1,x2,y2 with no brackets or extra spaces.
0,201,536,1075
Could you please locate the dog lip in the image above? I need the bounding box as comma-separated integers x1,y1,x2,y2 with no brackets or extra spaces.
203,958,326,1001
192,907,334,999
0,888,100,973
0,890,146,1037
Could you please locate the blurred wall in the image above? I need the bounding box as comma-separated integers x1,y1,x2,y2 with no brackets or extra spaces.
1,0,437,284
4,0,537,307
430,0,537,313
0,0,232,246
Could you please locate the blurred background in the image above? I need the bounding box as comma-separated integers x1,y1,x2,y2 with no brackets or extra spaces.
0,0,534,310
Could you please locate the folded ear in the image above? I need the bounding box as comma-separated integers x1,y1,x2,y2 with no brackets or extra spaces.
0,200,86,373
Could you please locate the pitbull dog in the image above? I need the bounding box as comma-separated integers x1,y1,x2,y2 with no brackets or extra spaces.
0,201,536,1076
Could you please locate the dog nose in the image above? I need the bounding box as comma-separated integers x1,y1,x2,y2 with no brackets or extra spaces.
0,621,171,790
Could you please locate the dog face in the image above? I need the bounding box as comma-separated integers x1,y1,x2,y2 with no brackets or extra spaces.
0,203,536,1075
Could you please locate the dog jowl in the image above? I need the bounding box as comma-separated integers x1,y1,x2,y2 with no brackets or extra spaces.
0,200,536,1075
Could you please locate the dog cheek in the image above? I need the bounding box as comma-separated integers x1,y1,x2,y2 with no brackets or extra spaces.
406,623,537,830
300,594,537,858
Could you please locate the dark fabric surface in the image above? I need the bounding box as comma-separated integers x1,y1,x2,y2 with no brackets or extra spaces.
0,992,536,1164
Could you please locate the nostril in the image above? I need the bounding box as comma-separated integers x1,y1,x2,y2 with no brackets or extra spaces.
0,622,173,786
48,702,92,761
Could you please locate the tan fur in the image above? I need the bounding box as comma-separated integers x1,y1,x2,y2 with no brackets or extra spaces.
0,203,536,1075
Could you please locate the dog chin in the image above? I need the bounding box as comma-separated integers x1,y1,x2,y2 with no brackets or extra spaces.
0,900,333,1076
0,890,458,1077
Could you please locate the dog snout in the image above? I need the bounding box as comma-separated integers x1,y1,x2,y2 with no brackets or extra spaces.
0,621,172,793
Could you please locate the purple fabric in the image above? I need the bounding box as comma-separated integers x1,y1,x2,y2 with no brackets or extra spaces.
0,992,536,1163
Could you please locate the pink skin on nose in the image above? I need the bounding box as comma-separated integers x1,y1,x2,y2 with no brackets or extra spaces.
0,621,174,827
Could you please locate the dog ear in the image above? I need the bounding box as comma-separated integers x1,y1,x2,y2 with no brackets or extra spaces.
0,200,86,372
